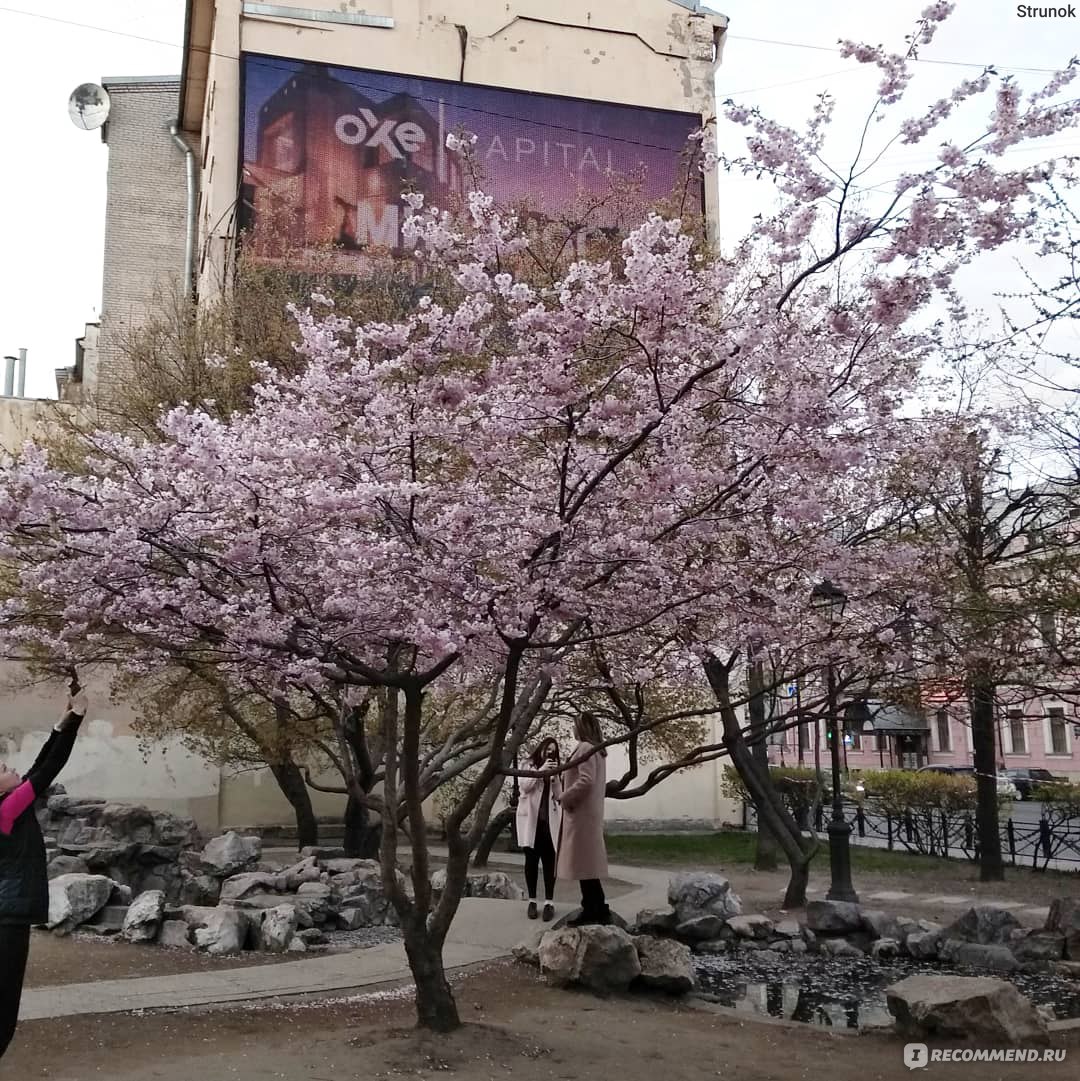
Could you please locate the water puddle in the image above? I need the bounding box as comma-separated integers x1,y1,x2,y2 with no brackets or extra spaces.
694,952,1080,1030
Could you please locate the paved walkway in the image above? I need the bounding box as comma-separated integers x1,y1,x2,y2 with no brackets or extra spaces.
20,859,669,1022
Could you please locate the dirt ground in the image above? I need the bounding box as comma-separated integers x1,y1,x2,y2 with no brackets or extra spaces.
7,962,1078,1081
23,930,307,988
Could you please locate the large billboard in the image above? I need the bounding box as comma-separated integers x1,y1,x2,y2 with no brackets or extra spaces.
239,54,703,264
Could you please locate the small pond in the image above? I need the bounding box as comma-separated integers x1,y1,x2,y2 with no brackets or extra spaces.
694,952,1080,1030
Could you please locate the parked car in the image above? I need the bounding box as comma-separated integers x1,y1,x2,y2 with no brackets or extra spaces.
1002,767,1066,801
916,764,1020,799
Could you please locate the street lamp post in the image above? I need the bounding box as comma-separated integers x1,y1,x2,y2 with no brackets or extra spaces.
811,580,859,904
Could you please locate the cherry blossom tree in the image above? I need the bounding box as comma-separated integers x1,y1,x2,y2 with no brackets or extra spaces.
1,2,1078,1031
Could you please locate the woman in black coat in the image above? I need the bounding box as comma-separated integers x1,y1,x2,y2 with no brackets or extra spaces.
0,687,87,1059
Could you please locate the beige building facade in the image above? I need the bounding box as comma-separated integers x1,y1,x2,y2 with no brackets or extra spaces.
180,0,727,294
0,1,736,835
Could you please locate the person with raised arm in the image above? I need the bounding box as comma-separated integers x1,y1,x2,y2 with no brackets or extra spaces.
0,678,88,1059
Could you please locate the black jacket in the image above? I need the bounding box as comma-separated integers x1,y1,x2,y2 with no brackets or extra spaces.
0,720,82,925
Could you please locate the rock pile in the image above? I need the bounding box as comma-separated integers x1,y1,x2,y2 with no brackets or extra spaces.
43,827,528,957
43,836,404,954
41,795,202,902
514,875,1080,1015
623,892,1078,978
514,873,741,997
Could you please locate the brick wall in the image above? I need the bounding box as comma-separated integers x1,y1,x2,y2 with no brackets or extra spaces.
92,78,188,405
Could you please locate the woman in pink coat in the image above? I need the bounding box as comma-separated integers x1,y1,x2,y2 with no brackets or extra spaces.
515,737,562,921
557,713,610,926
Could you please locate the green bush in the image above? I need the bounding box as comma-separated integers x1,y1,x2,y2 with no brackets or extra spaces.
856,769,980,816
722,765,824,825
1035,780,1080,816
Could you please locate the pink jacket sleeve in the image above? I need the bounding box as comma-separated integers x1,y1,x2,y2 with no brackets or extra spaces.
0,779,36,835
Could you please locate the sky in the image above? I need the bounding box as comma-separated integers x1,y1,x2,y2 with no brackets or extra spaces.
0,0,1077,399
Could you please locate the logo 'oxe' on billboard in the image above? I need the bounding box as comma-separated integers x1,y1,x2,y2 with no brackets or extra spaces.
239,54,703,263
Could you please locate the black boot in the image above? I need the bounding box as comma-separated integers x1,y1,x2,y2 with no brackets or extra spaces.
566,906,600,927
527,901,538,920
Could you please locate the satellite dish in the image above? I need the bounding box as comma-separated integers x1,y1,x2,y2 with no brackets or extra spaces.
68,83,111,131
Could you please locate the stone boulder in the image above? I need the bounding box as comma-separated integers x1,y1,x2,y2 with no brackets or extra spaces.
47,855,90,879
179,873,221,907
281,857,322,891
886,974,1049,1045
632,908,678,937
773,918,802,939
822,938,864,958
158,920,194,950
553,908,630,932
429,869,524,901
256,905,298,953
674,915,728,943
1046,898,1080,960
120,890,166,943
198,832,262,878
862,910,905,942
47,873,115,935
463,871,525,901
805,900,862,934
634,936,695,994
330,864,398,926
726,915,773,940
906,927,944,961
943,906,1021,946
512,932,544,968
219,871,286,903
1012,930,1066,965
668,873,742,924
949,943,1019,973
193,907,250,955
539,926,641,993
871,937,902,961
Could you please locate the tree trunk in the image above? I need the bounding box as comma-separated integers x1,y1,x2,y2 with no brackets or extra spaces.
268,761,319,850
402,915,460,1032
748,657,779,871
343,792,381,859
473,806,514,869
704,654,815,908
967,665,1004,882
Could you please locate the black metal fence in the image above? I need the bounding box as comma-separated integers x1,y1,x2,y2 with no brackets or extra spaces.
744,801,1080,871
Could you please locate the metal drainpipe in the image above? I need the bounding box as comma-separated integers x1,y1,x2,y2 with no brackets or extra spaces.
168,121,197,297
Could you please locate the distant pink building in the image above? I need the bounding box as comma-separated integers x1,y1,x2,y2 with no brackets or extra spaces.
765,693,1080,780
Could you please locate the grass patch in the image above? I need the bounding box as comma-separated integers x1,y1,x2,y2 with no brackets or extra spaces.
605,830,984,875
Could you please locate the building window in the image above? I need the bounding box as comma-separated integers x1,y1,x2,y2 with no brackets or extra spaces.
1008,710,1027,754
936,709,951,752
1049,708,1068,755
1039,610,1058,650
